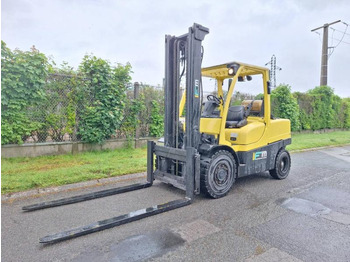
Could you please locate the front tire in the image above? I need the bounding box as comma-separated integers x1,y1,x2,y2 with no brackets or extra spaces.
201,150,236,198
269,149,291,180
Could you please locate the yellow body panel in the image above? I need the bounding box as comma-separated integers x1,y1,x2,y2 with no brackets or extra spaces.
224,120,265,145
266,119,291,143
228,119,291,152
200,118,222,135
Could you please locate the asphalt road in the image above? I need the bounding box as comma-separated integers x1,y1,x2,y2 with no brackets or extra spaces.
2,145,350,262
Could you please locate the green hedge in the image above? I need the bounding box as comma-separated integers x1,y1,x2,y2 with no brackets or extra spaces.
293,86,350,130
1,42,133,145
269,85,349,131
1,41,49,144
271,85,300,131
2,41,349,145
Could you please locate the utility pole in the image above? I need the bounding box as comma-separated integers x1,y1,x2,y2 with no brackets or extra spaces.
265,55,281,89
311,20,341,86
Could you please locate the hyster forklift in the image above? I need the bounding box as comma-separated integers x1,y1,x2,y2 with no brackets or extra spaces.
23,23,291,244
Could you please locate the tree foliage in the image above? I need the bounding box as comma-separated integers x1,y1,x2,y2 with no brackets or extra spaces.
1,43,134,145
32,63,85,142
1,41,49,144
77,55,132,143
136,85,164,136
294,86,349,130
119,97,145,141
341,98,350,128
271,84,301,131
149,100,164,137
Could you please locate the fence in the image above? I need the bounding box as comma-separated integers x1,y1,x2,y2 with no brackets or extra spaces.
5,75,164,145
24,73,92,143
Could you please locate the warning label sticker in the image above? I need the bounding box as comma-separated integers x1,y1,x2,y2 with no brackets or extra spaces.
194,79,200,98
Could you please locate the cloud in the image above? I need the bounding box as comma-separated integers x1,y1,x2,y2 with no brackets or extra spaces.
2,0,350,97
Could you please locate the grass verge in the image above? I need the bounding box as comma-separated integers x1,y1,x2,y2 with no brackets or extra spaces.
1,147,147,194
2,131,350,194
287,131,350,151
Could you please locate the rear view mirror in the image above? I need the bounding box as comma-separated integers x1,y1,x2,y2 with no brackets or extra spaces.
238,76,252,82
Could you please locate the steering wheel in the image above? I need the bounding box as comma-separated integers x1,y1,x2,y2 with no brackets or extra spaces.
207,95,221,105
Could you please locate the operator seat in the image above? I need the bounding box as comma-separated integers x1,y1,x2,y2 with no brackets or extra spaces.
225,106,248,128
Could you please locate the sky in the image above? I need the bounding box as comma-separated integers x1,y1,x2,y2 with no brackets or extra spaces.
2,0,350,97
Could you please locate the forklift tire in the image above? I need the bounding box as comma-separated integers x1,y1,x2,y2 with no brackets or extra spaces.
201,150,236,199
269,149,291,180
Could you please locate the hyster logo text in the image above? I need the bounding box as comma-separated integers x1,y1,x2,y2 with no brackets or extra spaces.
253,151,267,160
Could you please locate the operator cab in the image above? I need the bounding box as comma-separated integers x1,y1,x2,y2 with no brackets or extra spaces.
197,62,271,145
179,61,276,144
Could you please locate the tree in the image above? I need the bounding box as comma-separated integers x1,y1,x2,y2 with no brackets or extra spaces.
341,98,350,128
77,55,132,143
35,62,86,142
149,100,164,137
271,84,301,131
307,86,337,130
1,41,49,144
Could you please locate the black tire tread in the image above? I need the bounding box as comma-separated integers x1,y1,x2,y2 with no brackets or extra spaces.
200,150,236,199
270,149,291,180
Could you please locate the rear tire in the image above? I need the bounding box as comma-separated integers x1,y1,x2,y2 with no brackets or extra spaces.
269,149,291,180
201,150,236,198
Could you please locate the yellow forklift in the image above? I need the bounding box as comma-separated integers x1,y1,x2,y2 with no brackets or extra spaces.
24,23,291,243
190,62,291,198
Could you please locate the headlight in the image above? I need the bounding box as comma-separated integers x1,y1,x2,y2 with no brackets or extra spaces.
228,68,235,75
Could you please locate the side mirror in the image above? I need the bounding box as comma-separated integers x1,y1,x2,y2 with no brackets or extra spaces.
238,75,252,82
228,79,232,89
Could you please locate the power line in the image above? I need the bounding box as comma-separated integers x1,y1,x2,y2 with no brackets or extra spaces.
330,26,350,36
313,31,322,42
329,28,336,57
331,38,350,45
331,22,348,47
328,23,349,57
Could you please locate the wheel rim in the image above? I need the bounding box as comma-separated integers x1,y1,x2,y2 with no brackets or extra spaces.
209,157,234,193
215,163,229,184
279,155,290,175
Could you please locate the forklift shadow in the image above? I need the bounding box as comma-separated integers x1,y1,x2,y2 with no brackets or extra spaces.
157,171,273,200
233,172,274,190
236,171,272,184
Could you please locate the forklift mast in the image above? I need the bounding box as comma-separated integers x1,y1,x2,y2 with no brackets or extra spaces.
151,24,209,200
164,24,209,150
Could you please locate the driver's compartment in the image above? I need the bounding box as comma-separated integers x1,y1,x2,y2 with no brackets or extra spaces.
200,96,266,144
201,95,264,129
181,62,273,144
